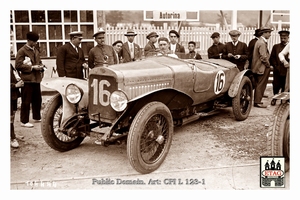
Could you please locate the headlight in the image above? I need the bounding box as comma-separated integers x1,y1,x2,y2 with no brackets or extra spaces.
65,84,83,104
110,90,128,112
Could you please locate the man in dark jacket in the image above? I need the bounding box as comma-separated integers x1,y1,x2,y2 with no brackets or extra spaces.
269,30,290,105
15,31,44,128
56,31,87,79
207,32,225,59
222,30,248,71
10,63,24,148
168,30,186,59
120,29,141,63
144,31,159,57
184,41,202,59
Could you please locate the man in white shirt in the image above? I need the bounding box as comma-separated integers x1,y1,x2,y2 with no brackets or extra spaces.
121,29,141,63
278,43,290,92
168,30,185,59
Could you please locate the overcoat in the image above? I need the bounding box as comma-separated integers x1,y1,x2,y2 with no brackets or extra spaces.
121,42,141,63
251,37,271,74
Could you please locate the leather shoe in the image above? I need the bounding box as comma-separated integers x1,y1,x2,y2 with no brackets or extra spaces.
271,99,276,106
254,103,267,108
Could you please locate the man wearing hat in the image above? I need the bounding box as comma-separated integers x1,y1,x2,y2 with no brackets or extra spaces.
88,28,118,68
168,30,185,59
144,32,159,57
15,31,44,128
248,29,262,71
269,30,290,105
112,40,123,64
207,32,225,59
222,30,248,71
56,31,87,79
120,29,141,63
184,41,202,59
251,26,273,108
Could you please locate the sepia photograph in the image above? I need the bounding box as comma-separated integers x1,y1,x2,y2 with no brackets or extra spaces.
5,0,298,198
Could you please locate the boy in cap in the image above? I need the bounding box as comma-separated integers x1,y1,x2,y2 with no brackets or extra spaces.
121,29,141,63
112,40,123,64
207,32,225,59
269,30,290,105
88,28,118,68
15,31,44,128
144,31,159,57
168,30,185,59
251,26,273,108
222,30,248,71
56,31,87,79
184,41,202,59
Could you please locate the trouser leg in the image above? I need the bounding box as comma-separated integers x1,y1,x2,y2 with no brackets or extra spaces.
31,83,42,120
20,83,33,124
272,70,280,95
254,68,271,104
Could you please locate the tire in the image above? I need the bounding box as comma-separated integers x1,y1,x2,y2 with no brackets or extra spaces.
41,93,85,152
266,102,290,172
232,76,253,121
127,101,173,174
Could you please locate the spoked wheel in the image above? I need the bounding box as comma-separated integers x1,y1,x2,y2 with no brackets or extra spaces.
127,102,173,174
266,101,290,171
232,76,253,121
41,93,85,152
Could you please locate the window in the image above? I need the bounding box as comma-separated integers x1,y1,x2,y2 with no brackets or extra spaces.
10,10,96,58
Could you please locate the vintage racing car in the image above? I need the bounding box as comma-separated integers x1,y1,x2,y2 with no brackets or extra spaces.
41,55,253,174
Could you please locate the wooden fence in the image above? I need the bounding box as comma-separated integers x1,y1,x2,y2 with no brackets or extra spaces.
105,26,288,55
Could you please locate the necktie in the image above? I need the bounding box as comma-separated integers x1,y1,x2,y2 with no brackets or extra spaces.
130,44,134,59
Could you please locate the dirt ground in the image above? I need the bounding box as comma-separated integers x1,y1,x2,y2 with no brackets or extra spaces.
10,86,290,191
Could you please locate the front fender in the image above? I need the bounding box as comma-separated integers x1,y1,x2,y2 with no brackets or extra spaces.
41,77,89,123
228,69,251,97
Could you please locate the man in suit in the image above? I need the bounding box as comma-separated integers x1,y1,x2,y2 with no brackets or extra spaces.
120,29,141,63
56,31,87,79
168,30,185,59
269,30,290,105
144,31,159,57
207,32,225,59
251,26,273,108
248,29,262,70
222,30,248,71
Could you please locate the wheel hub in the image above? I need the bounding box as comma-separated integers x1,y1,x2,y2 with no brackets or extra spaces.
156,135,164,145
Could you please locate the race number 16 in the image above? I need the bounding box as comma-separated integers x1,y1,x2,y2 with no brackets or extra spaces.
91,78,111,106
214,70,225,95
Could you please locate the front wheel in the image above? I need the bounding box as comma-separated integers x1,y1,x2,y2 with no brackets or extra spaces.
266,101,290,171
41,93,85,152
127,102,173,174
232,76,253,121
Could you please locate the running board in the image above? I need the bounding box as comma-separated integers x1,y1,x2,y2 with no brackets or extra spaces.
181,110,220,126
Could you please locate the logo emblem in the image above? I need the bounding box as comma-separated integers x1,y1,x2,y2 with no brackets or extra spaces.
260,156,285,188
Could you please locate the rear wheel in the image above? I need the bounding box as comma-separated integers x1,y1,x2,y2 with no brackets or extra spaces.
232,76,253,121
127,102,173,174
266,101,290,171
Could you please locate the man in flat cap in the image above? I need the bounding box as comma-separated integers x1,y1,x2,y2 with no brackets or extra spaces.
15,31,44,128
169,30,185,59
112,40,123,64
269,30,290,105
222,30,248,71
56,31,87,79
88,28,118,68
120,29,141,63
251,26,273,108
184,41,202,59
157,37,178,58
144,32,159,57
207,32,225,59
